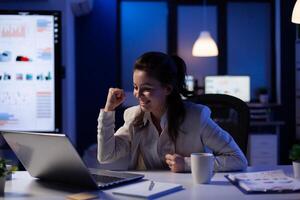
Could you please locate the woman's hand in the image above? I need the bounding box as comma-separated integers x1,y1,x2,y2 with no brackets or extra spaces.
165,154,185,173
104,88,126,112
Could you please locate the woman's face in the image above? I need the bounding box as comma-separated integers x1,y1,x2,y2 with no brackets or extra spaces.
133,70,171,115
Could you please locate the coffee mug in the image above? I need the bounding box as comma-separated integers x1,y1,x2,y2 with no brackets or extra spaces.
191,153,214,184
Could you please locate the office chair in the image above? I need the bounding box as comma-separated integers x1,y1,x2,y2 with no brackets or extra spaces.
189,94,250,156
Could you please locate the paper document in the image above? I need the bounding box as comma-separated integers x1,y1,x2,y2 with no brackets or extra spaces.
226,170,300,193
112,180,183,199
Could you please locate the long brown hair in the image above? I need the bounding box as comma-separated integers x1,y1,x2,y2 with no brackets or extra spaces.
133,52,187,142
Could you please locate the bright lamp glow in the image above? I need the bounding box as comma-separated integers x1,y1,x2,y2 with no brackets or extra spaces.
292,0,300,24
192,31,219,57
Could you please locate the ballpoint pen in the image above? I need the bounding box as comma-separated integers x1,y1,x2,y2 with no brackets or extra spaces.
148,180,155,191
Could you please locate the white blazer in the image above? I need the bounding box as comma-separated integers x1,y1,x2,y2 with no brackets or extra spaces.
97,101,248,171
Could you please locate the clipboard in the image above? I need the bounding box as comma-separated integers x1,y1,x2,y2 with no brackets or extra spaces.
225,170,300,194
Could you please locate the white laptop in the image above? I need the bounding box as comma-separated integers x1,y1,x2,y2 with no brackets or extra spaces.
1,131,144,189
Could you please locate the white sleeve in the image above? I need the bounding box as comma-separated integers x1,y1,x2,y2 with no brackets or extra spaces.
97,108,132,163
199,107,248,172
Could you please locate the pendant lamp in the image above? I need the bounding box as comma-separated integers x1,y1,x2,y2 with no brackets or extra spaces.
292,0,300,24
192,31,218,57
192,0,218,57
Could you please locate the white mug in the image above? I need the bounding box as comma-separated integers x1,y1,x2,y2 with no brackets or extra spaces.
191,153,214,184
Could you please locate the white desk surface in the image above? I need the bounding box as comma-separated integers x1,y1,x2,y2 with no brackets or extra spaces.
2,165,300,200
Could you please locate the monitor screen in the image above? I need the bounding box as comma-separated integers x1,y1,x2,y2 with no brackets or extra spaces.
0,11,61,132
204,76,250,102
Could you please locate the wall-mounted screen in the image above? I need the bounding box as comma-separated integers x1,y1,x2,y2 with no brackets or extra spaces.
204,76,250,102
0,11,61,132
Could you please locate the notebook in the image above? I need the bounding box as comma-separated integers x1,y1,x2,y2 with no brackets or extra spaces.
112,180,183,199
225,170,300,194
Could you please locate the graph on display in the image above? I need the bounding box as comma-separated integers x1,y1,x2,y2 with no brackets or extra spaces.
0,72,53,81
0,90,54,130
36,19,52,32
0,11,61,132
0,91,31,105
0,24,26,38
0,112,17,127
36,91,52,119
0,91,27,127
37,47,52,61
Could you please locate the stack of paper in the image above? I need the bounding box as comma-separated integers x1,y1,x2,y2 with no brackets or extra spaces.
226,170,300,193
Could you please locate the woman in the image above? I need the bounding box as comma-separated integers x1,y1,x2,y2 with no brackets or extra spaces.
97,52,248,172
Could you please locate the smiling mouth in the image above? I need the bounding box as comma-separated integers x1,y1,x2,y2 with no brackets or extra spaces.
139,101,150,106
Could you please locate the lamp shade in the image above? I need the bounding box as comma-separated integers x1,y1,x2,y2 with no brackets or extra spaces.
292,0,300,24
192,31,218,57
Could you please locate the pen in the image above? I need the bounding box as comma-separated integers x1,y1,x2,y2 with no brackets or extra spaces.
148,181,155,191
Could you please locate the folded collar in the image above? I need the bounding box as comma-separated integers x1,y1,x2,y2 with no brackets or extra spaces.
142,110,168,129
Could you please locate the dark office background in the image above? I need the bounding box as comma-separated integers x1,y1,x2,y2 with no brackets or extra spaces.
0,0,297,165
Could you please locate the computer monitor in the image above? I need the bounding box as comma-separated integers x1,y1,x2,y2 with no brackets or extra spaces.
0,10,61,132
204,76,251,102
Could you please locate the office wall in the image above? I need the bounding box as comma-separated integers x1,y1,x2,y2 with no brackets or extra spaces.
121,2,168,91
178,5,218,87
227,3,271,101
0,0,76,143
75,0,118,155
119,2,271,100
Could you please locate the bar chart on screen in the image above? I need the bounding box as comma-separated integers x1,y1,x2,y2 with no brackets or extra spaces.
0,89,54,131
0,11,60,132
0,112,18,127
0,24,26,38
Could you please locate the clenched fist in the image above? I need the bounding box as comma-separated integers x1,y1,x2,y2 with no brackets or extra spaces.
165,154,185,173
104,88,126,112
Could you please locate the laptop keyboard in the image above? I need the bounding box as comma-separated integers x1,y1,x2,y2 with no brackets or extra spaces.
91,174,124,184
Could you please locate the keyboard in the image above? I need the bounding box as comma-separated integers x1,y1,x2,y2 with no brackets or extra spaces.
91,174,124,184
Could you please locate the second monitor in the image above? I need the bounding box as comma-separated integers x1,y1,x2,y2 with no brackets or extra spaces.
204,76,250,102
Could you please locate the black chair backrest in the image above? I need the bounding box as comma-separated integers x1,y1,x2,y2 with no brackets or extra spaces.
189,94,249,155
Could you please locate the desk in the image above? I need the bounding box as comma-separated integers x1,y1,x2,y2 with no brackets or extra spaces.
2,166,300,200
